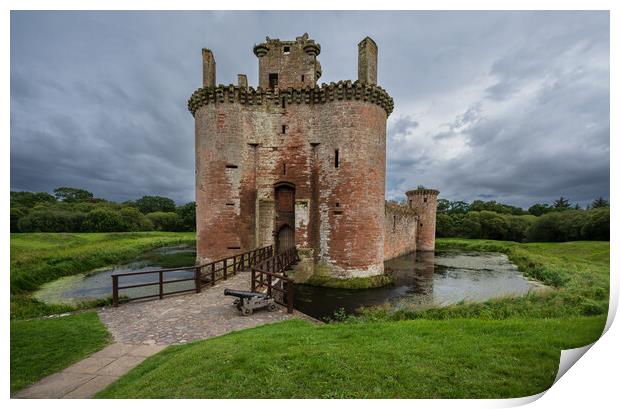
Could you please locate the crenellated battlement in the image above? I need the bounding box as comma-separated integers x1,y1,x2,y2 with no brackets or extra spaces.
187,80,394,116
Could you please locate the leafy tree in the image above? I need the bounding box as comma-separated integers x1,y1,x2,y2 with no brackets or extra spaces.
53,187,94,203
146,212,181,231
135,195,176,214
581,208,610,240
478,211,508,240
591,196,609,209
437,199,451,214
119,207,153,231
82,208,126,232
528,203,553,216
553,196,571,211
176,202,196,231
435,213,456,237
448,201,470,215
11,208,28,232
10,191,56,208
18,209,86,232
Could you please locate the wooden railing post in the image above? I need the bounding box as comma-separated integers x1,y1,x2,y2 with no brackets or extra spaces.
232,255,237,275
251,268,256,292
112,275,119,307
211,263,215,285
195,267,201,293
267,274,272,297
158,271,164,300
223,258,228,280
287,282,295,313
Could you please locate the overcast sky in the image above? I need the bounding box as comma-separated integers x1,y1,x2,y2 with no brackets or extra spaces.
10,11,609,208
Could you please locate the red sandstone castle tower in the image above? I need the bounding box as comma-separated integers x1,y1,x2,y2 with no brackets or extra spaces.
188,33,437,283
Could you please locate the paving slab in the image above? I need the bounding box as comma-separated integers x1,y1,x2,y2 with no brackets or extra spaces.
13,372,96,399
64,357,116,375
63,375,119,399
98,355,147,377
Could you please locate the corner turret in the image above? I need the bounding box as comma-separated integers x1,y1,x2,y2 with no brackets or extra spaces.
406,188,439,251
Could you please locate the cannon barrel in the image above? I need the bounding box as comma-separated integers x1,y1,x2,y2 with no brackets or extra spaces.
224,288,267,299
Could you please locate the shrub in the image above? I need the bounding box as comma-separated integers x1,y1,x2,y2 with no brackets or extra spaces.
581,208,610,240
136,196,176,214
146,212,181,231
18,209,86,232
119,207,153,231
82,208,126,232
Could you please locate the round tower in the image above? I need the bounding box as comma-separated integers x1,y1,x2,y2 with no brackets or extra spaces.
189,34,394,283
406,188,439,251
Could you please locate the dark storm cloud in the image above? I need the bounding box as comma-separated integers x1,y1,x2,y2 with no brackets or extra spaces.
11,11,609,207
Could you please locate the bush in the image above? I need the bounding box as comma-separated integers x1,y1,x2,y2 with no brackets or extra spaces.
175,202,196,231
18,209,86,232
82,208,126,232
120,207,153,231
581,208,610,240
136,196,176,214
146,212,181,231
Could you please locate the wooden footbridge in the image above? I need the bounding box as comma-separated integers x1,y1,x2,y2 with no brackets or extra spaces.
111,245,299,312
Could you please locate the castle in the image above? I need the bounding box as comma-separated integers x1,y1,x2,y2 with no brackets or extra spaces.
188,33,438,286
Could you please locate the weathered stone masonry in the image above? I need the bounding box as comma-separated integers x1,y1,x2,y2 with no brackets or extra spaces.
189,33,438,283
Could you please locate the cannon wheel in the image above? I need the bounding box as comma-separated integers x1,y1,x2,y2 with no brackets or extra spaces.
242,307,252,316
268,303,277,312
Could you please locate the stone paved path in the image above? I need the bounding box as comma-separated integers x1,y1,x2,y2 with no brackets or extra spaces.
13,343,165,399
15,270,314,399
98,270,297,345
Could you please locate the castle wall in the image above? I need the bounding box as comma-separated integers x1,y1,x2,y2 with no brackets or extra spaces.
384,203,418,260
192,85,390,276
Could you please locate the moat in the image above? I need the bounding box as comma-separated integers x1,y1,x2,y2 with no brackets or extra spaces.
35,246,545,320
294,251,546,320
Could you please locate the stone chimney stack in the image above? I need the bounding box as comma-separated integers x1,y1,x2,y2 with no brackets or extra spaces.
358,37,378,85
202,48,216,87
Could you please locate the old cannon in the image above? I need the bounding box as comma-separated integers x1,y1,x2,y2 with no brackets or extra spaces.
224,288,277,316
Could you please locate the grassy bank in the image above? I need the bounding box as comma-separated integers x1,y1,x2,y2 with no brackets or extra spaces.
11,312,111,393
97,315,605,398
355,240,609,321
10,232,195,318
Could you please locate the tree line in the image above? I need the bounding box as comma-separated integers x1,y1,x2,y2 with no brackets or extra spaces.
435,197,609,242
11,187,610,242
11,187,195,233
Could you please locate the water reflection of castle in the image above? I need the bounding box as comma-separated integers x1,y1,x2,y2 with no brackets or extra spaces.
388,252,435,296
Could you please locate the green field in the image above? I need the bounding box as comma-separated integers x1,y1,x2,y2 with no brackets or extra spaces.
10,232,195,318
11,312,111,393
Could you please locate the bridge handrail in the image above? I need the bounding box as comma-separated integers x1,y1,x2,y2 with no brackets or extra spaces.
251,247,298,313
112,245,273,307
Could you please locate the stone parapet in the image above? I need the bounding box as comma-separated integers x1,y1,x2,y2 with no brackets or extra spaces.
188,80,394,116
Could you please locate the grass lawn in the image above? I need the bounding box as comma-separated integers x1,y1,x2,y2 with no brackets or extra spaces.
10,232,195,318
11,312,111,393
97,316,605,399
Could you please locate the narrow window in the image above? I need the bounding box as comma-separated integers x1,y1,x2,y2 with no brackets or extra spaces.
269,73,278,89
281,96,286,109
226,164,238,169
283,46,290,54
281,125,287,134
282,163,286,175
393,215,396,231
420,223,424,227
301,74,305,82
336,202,340,207
334,149,339,168
227,246,241,250
226,203,235,206
424,197,428,203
